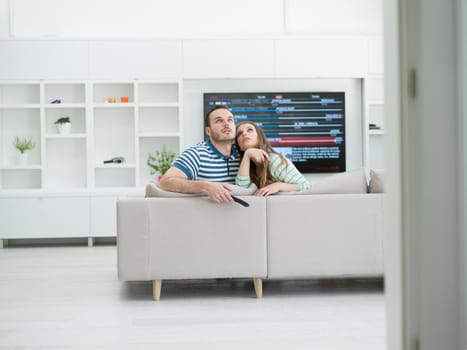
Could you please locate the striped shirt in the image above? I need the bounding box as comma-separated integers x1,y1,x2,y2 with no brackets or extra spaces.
236,153,311,192
173,139,240,184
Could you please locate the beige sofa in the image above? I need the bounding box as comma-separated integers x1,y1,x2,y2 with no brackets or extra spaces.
117,169,384,300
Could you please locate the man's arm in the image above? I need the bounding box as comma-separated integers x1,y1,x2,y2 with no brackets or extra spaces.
159,167,234,203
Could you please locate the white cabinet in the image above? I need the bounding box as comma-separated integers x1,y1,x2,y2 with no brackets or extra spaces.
363,77,384,171
44,82,88,189
0,79,182,241
90,196,117,237
0,82,42,189
91,80,182,189
0,79,182,191
0,197,90,238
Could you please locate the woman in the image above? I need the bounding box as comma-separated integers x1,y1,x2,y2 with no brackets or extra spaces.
235,121,311,196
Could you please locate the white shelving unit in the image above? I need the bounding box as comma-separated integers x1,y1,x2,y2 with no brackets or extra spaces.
0,79,182,191
0,82,42,190
0,79,182,243
363,76,384,171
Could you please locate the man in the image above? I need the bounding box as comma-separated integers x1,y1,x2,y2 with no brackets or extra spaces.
159,105,240,203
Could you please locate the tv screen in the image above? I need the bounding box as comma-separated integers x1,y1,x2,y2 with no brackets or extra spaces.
203,92,346,173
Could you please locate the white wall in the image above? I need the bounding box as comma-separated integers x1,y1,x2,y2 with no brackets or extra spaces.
0,0,383,178
0,0,9,37
183,78,362,182
5,0,382,38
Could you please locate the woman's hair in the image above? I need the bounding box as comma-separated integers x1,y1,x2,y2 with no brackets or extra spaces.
235,121,287,188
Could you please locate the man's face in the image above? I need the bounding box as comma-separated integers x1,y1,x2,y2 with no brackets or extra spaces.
205,109,236,143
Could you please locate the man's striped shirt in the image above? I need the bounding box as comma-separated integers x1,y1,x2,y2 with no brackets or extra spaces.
173,139,240,184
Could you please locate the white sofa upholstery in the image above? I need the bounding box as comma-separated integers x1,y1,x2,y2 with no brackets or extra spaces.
117,191,384,300
266,194,384,279
117,196,267,299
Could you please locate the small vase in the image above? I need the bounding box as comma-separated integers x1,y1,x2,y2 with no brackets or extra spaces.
57,122,71,135
18,152,28,166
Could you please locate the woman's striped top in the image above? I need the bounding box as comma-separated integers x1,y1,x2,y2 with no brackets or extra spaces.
236,153,311,192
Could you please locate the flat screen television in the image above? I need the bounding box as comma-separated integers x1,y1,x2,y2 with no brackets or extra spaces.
203,92,346,173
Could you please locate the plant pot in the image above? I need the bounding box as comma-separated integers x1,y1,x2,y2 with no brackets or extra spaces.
57,122,71,135
18,152,28,166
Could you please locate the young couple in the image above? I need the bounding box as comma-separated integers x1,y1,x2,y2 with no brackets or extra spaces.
159,105,310,203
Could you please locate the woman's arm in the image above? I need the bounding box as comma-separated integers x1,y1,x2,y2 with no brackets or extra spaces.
235,148,269,187
269,154,311,192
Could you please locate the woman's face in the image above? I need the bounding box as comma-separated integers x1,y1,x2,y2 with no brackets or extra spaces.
236,123,259,151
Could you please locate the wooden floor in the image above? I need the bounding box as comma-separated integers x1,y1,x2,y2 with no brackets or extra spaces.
0,245,386,350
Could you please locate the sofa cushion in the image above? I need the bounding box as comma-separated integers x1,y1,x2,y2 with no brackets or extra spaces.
311,168,368,194
369,169,384,193
145,182,257,198
276,168,368,195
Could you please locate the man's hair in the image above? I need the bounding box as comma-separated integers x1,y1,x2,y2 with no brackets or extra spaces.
205,105,231,128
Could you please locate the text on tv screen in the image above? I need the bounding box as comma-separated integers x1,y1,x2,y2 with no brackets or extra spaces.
203,92,346,173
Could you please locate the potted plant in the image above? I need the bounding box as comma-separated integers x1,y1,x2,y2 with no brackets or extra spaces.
13,136,35,166
54,116,71,135
147,147,176,182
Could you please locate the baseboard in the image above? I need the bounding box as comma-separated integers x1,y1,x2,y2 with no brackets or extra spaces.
1,237,116,248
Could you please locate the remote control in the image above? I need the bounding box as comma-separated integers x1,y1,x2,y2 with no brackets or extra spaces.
231,195,250,207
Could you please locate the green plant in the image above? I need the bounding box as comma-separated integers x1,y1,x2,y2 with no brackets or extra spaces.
54,116,71,124
13,136,35,154
147,147,176,175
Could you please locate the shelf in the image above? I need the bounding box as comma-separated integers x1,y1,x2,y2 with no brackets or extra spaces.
93,103,135,108
1,168,41,189
94,167,136,188
139,102,179,108
93,82,134,104
94,163,137,169
45,106,86,134
0,79,182,240
0,104,41,109
0,83,40,104
46,133,87,139
44,83,86,104
138,132,181,138
0,79,181,193
139,82,178,103
1,165,42,170
44,103,86,108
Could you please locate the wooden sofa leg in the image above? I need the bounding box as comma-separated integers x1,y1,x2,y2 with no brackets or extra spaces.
253,278,262,298
153,279,162,301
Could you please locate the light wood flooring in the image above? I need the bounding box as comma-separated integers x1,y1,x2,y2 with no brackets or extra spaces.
0,245,386,350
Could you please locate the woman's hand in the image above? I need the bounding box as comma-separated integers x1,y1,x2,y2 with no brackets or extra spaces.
255,182,299,196
244,148,269,165
255,183,282,196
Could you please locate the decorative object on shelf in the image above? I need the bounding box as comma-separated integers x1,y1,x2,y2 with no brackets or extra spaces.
103,157,125,164
54,116,72,135
120,96,129,103
13,136,35,166
147,147,176,182
369,123,382,130
50,99,61,104
105,97,116,103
